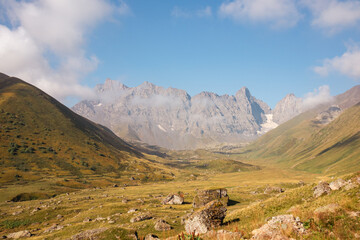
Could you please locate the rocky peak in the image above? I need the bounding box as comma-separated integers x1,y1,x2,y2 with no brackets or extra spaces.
272,93,303,124
235,86,251,100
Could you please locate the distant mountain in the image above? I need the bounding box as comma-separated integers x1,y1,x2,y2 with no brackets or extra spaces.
0,73,171,185
272,93,303,124
73,80,274,149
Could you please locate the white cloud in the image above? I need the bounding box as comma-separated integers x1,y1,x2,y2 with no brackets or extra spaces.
301,0,360,34
314,43,360,79
0,0,129,102
172,6,212,18
218,0,301,28
302,85,334,110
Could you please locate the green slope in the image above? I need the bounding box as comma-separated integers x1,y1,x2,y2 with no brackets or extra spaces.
245,103,360,175
0,73,173,186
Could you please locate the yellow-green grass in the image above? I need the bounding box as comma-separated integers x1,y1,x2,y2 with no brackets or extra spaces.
0,166,321,239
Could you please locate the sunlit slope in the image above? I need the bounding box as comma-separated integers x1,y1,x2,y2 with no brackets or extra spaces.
0,74,172,184
245,103,360,175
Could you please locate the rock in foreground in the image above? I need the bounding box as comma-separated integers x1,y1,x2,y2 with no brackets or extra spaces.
313,182,331,198
251,215,306,239
185,200,227,235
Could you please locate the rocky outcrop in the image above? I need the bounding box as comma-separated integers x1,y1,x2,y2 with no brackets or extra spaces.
185,200,227,234
263,186,284,194
154,219,172,231
162,194,184,205
130,213,152,223
6,230,32,239
329,178,347,190
70,227,108,240
272,93,303,124
251,215,306,239
72,81,272,149
313,182,331,198
193,188,229,208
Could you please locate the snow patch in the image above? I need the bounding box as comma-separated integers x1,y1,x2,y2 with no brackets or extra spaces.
95,103,102,107
157,124,167,132
257,114,278,135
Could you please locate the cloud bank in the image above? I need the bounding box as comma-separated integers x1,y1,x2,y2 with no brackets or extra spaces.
314,43,360,79
301,0,360,34
0,0,128,102
218,0,301,28
302,85,334,110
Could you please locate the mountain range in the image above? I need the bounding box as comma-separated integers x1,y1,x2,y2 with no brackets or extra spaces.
73,80,358,150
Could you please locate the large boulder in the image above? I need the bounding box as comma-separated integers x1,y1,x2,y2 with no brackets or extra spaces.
192,188,228,208
185,200,227,235
329,179,347,190
7,230,32,239
251,215,306,240
162,194,184,205
313,182,331,198
130,213,152,223
154,219,172,231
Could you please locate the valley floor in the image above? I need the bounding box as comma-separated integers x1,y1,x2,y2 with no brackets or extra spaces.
2,166,359,239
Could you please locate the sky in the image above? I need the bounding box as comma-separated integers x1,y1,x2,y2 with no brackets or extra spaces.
0,0,360,108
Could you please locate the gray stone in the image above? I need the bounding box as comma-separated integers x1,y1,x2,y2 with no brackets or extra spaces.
313,182,331,198
193,188,228,208
7,230,31,239
185,200,227,235
329,178,347,190
130,213,152,223
154,219,171,231
162,194,184,205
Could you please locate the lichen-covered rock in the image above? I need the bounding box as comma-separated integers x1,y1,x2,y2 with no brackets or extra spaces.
329,179,347,190
264,186,284,194
313,182,331,198
192,188,228,208
7,230,31,239
251,215,306,240
130,213,153,223
154,219,172,231
344,181,357,190
162,194,184,205
185,200,227,235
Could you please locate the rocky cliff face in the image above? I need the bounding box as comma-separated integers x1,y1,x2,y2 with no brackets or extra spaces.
272,94,303,124
72,80,273,149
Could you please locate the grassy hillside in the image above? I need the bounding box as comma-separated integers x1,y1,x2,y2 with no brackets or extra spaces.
242,103,360,175
0,74,175,193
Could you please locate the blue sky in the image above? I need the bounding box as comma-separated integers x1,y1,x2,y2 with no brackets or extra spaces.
0,0,360,107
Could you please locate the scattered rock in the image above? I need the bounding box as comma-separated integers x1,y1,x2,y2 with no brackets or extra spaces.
70,227,108,240
185,200,227,234
94,217,106,222
12,210,23,216
251,215,306,239
43,224,64,233
203,230,243,240
313,182,331,198
128,208,138,213
83,217,92,222
192,188,228,208
6,230,32,239
130,213,152,223
31,207,41,214
329,179,347,190
162,194,184,205
122,199,128,204
263,186,284,194
344,181,357,190
108,220,115,224
181,213,191,225
56,214,63,219
113,184,118,187
154,219,171,231
130,177,135,181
